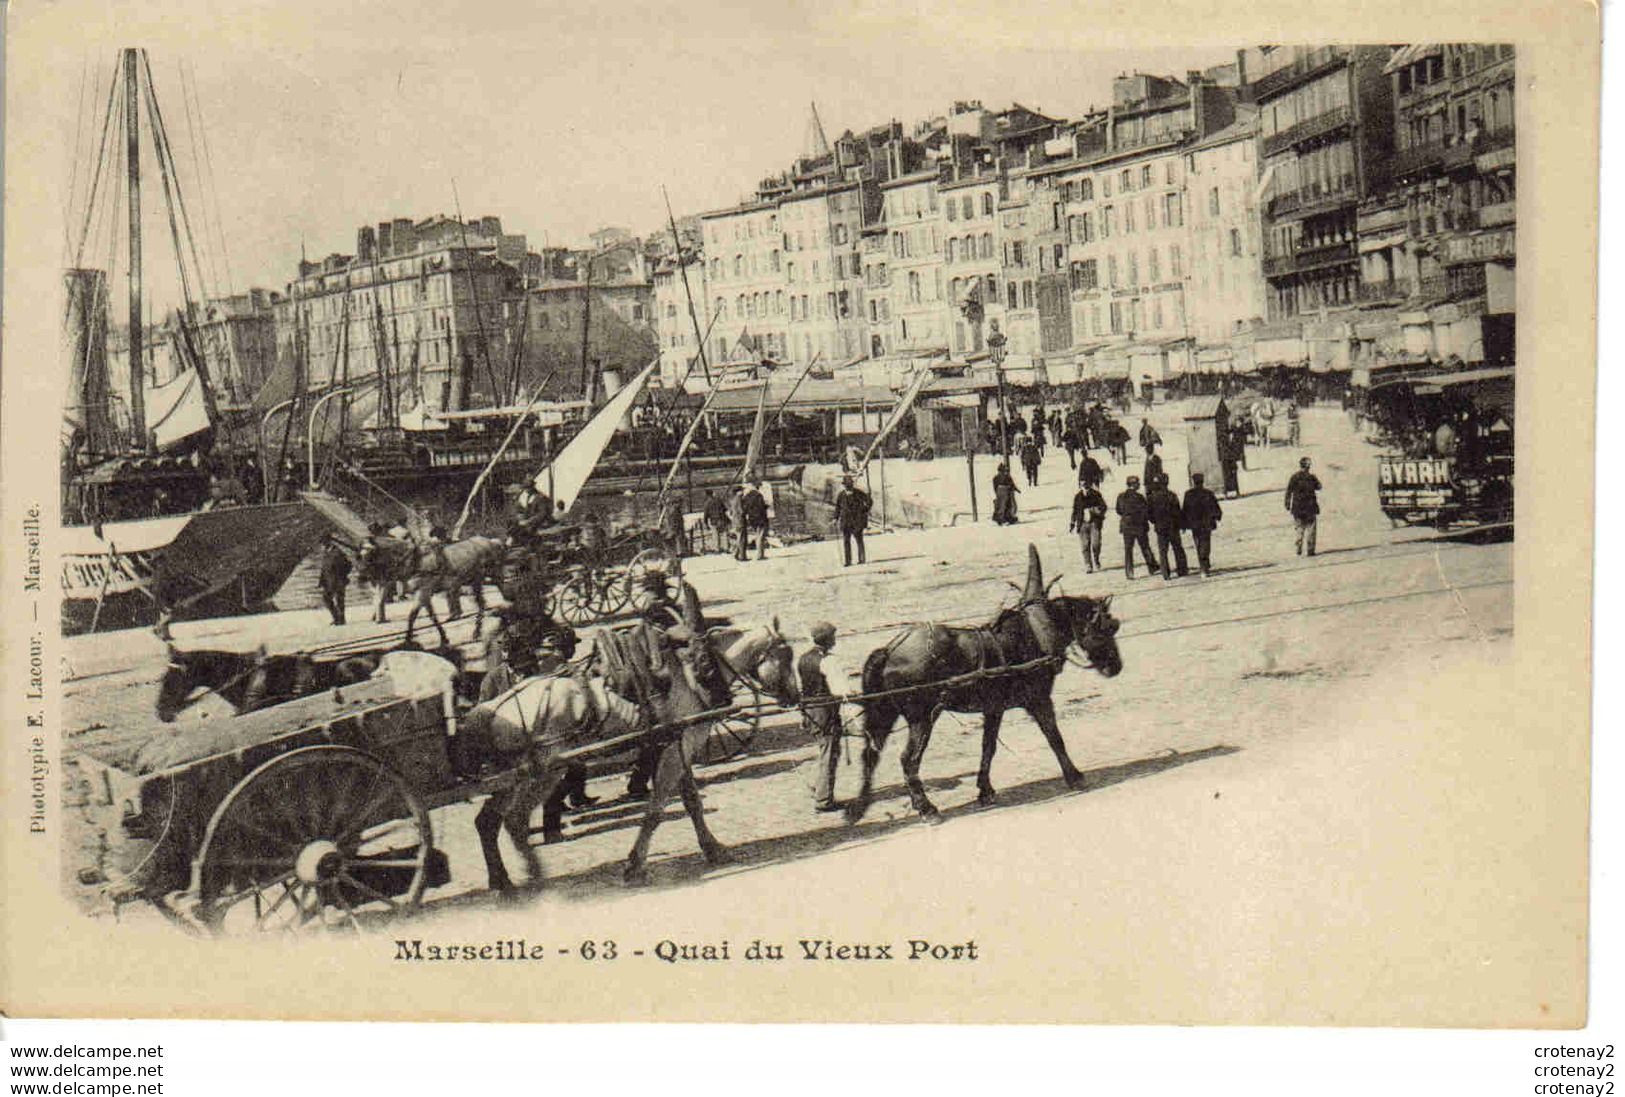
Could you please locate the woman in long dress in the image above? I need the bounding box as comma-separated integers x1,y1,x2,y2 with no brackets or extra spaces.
992,462,1020,525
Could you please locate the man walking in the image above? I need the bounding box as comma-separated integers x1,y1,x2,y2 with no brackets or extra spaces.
1069,477,1108,573
317,536,352,625
1285,456,1322,556
702,490,730,553
1142,442,1164,494
800,621,844,813
1146,474,1189,580
834,474,872,566
1138,417,1162,455
1078,450,1104,491
740,479,770,560
1019,434,1042,486
1181,472,1223,576
1114,475,1159,580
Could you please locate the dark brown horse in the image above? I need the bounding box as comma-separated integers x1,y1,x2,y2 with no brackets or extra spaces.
846,544,1123,824
356,535,507,646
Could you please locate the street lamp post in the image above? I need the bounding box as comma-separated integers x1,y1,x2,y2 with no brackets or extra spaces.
986,319,1011,462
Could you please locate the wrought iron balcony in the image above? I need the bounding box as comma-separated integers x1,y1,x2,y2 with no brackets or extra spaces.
1261,105,1353,157
1356,280,1411,303
1263,239,1355,278
1391,138,1475,178
1251,46,1351,101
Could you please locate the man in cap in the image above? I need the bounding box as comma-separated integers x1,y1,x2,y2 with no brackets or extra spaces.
1141,441,1165,495
833,474,872,566
1145,474,1189,580
1114,475,1158,580
1068,476,1108,573
1284,456,1323,556
800,621,844,812
1181,472,1224,576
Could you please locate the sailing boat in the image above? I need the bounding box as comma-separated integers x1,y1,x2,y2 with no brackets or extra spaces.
60,49,335,635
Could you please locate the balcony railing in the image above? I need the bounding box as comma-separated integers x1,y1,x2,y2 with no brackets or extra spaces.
1416,273,1449,299
1356,280,1412,303
1478,201,1516,228
1262,239,1355,278
1392,138,1475,178
1267,177,1359,219
1251,46,1351,101
1111,124,1194,154
1261,105,1353,157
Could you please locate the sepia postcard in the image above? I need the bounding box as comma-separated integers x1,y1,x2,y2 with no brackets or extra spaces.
0,0,1600,1026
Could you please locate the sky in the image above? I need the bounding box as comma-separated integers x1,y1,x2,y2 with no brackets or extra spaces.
47,2,1242,310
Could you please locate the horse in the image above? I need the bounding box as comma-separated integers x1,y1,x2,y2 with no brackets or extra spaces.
356,534,507,646
154,644,385,722
845,544,1123,824
458,588,798,892
1252,399,1277,448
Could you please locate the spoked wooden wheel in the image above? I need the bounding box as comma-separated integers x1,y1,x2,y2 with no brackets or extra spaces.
192,746,432,935
554,566,612,624
691,687,761,767
623,547,677,611
586,564,630,617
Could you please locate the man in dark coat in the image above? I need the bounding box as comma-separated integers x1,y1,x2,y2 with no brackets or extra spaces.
800,621,843,812
833,474,872,566
1138,418,1162,454
317,536,352,625
738,481,770,560
1078,451,1103,491
1019,435,1042,486
1142,442,1165,493
1069,479,1108,573
702,490,730,552
1060,421,1081,469
1146,474,1189,579
1114,475,1158,579
1181,472,1223,576
1284,456,1322,556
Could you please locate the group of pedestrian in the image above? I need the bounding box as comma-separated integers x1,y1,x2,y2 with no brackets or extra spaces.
697,480,774,561
985,400,1137,527
1092,471,1223,581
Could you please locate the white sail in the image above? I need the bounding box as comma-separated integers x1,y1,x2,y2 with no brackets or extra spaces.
532,357,658,513
859,362,936,470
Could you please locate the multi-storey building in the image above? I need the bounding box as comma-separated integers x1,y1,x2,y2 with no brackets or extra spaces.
699,199,786,367
276,215,529,413
780,181,868,366
939,170,1007,358
878,170,947,357
1185,113,1266,366
1374,43,1516,362
1249,45,1394,320
652,254,717,388
519,279,658,400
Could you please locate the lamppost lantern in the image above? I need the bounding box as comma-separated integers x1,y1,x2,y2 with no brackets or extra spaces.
986,319,1007,366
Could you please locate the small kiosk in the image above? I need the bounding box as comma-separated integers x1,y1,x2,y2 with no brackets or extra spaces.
1182,395,1231,488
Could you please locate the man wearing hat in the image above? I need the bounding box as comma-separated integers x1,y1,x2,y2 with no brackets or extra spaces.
1181,472,1224,576
1284,456,1323,556
833,474,872,566
1146,474,1189,580
1114,475,1158,580
800,621,844,812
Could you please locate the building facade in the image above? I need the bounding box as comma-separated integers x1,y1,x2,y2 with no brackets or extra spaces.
1185,116,1266,359
1250,45,1395,320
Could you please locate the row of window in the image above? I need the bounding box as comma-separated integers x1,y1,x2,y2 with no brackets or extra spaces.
1398,84,1514,151
943,191,997,222
709,289,857,323
1260,70,1353,139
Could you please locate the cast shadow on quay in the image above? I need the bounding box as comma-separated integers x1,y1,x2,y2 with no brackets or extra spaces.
427,741,1240,914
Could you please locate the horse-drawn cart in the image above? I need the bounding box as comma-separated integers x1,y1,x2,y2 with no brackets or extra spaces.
503,524,677,627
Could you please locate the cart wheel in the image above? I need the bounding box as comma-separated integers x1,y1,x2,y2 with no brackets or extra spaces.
585,565,629,617
192,745,433,935
691,690,761,767
624,547,677,610
554,570,600,625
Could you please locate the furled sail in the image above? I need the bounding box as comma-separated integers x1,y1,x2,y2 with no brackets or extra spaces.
531,358,658,513
738,379,771,483
859,362,936,470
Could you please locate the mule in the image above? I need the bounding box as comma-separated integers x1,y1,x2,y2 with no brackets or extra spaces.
459,590,797,892
846,544,1123,824
357,535,507,646
154,644,384,722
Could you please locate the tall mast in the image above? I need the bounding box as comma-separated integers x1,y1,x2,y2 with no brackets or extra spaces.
663,186,713,385
578,251,596,404
124,48,148,452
